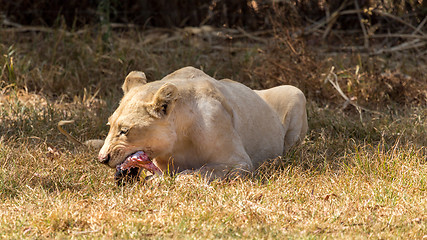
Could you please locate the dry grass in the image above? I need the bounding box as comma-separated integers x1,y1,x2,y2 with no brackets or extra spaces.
1,27,426,239
0,117,425,239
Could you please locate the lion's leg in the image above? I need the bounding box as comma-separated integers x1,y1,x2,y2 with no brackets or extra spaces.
176,133,253,181
179,161,252,181
192,157,253,179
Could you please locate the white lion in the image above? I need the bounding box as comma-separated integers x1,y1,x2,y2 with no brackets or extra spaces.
97,67,307,180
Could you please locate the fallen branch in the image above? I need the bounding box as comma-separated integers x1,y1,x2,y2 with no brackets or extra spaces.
1,20,87,36
236,27,268,44
369,34,427,40
324,67,382,121
373,39,427,55
305,7,427,47
322,0,349,40
413,15,427,35
373,10,426,36
354,0,369,49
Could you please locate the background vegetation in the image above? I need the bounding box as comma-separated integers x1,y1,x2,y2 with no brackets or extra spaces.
0,0,426,238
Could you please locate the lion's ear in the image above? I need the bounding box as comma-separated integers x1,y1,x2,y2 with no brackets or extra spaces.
146,83,178,118
122,71,147,94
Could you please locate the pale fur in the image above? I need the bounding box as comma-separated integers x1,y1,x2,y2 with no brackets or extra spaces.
98,67,307,179
255,86,308,152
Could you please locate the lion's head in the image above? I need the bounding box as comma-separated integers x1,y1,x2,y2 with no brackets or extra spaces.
98,71,179,172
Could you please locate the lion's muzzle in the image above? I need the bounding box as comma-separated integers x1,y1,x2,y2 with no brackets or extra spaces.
98,153,111,164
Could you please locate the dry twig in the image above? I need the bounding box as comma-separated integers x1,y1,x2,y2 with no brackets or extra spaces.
57,120,85,147
324,67,381,122
322,1,349,40
236,27,269,44
354,0,369,49
373,39,427,55
373,10,425,36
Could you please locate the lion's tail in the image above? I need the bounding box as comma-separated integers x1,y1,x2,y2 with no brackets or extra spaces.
57,120,85,146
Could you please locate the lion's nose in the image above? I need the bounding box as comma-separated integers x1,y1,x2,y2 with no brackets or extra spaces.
98,153,111,164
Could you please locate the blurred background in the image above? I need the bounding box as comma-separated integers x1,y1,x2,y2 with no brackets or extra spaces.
1,0,426,109
3,0,426,30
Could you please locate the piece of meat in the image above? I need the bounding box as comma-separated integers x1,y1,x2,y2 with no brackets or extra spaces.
114,167,140,186
119,151,163,175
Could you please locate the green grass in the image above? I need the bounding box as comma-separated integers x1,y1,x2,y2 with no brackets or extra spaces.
0,27,426,239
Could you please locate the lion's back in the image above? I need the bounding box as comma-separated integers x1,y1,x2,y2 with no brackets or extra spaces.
161,67,285,167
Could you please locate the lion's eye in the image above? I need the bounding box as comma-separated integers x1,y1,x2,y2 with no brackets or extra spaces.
119,127,130,136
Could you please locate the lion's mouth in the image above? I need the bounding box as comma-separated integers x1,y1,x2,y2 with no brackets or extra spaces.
117,151,163,175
